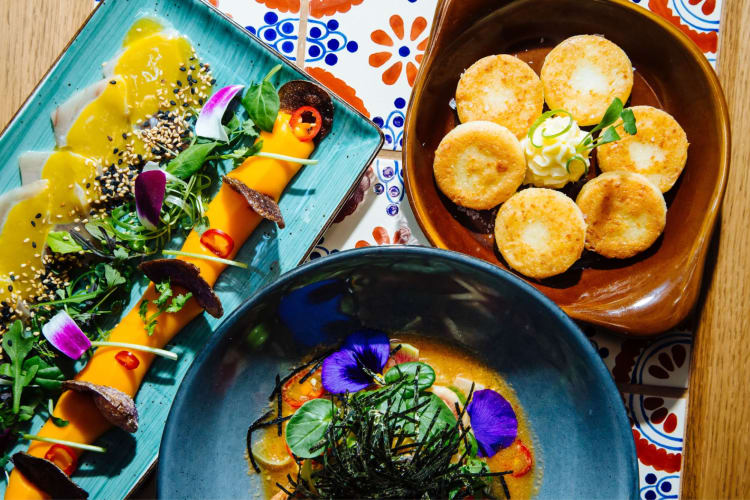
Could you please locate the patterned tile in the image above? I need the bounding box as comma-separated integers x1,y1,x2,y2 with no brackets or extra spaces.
624,393,687,499
214,0,301,62
629,0,721,64
584,325,692,389
302,0,438,150
308,159,427,259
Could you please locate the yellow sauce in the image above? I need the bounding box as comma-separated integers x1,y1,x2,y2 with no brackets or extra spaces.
63,75,130,165
0,184,52,302
41,151,100,220
121,17,165,46
254,335,539,499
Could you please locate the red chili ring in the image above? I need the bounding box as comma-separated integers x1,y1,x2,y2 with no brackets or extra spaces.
289,106,323,142
44,444,78,476
200,228,235,258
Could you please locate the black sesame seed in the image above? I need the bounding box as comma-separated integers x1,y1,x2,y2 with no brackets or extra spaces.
32,242,36,248
190,87,196,94
109,80,116,85
176,80,182,87
182,102,189,107
113,148,119,153
122,132,128,139
30,221,36,227
117,159,123,165
7,286,12,292
180,66,186,71
10,275,15,281
107,136,113,141
189,65,195,70
35,213,41,219
170,100,177,106
151,148,160,154
86,183,91,188
198,98,203,105
210,78,216,85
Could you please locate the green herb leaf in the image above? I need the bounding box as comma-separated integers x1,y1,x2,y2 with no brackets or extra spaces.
417,393,456,442
285,398,334,458
242,66,282,132
165,292,192,313
46,231,84,254
49,400,69,427
2,321,35,414
113,246,129,260
103,264,126,288
598,126,622,146
384,361,436,396
591,97,624,133
154,281,173,307
138,300,149,322
166,141,219,179
621,108,637,135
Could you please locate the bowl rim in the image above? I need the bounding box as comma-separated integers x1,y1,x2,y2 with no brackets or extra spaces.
402,0,731,336
158,245,639,498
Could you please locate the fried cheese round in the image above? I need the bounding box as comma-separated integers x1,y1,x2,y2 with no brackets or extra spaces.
597,106,689,192
494,188,586,279
456,54,544,139
576,171,666,259
433,121,526,210
541,35,634,126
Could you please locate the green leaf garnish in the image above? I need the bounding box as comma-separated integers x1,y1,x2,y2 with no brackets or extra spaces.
242,65,282,132
2,321,35,414
622,108,637,135
591,97,624,134
384,361,436,396
46,231,84,254
598,126,622,146
285,398,334,458
166,141,219,179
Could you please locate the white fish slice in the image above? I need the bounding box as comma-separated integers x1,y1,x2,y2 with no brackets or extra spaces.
51,79,109,148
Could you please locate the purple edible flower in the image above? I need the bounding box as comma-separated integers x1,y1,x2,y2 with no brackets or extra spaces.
195,84,245,142
466,388,518,457
134,167,166,231
41,311,91,360
321,330,390,394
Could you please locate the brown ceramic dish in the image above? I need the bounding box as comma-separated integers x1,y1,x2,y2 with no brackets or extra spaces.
403,0,730,336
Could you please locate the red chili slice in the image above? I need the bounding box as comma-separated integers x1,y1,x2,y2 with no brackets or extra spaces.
289,106,323,142
200,228,235,258
44,444,77,476
510,440,533,478
115,351,140,370
282,369,324,408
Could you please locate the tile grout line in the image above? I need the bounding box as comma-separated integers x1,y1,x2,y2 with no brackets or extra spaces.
375,148,402,162
295,0,309,70
616,382,688,400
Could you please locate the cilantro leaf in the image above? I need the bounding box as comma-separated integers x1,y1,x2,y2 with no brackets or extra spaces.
597,127,622,146
103,264,126,288
621,108,637,135
165,292,192,313
591,97,623,133
154,281,173,307
2,321,36,414
46,231,84,254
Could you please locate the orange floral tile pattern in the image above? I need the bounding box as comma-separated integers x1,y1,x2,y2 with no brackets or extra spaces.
649,0,718,53
369,14,428,86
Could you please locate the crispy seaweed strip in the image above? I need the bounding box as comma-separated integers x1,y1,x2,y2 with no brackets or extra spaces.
268,350,333,401
223,176,285,228
275,482,294,499
139,258,223,317
276,374,283,436
62,380,138,433
498,474,511,499
11,452,88,499
298,355,325,384
278,80,334,144
389,343,402,357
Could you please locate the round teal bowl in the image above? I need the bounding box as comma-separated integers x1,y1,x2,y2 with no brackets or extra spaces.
158,246,637,498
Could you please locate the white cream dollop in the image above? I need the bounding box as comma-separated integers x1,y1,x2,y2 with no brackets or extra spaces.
521,115,590,188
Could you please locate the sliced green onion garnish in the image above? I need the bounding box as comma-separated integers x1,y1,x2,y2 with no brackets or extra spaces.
255,152,318,165
527,109,570,148
162,249,248,269
541,110,573,139
90,341,178,360
21,434,107,453
565,155,589,175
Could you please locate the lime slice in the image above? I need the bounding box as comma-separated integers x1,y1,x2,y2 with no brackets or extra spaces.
251,426,292,469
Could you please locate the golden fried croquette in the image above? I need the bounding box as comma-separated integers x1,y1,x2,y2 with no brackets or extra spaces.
541,35,633,126
433,121,526,210
494,188,586,279
597,106,689,192
576,171,666,259
456,54,544,139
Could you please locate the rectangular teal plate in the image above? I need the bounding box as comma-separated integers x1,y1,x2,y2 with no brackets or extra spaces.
0,0,382,496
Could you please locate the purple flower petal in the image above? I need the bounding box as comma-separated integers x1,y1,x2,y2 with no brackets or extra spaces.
135,168,166,231
466,388,518,457
321,330,390,394
321,349,373,394
41,311,91,360
195,84,244,142
342,329,390,375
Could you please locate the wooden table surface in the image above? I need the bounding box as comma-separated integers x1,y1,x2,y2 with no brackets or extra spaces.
1,0,748,498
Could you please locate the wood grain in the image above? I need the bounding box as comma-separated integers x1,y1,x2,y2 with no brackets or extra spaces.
683,0,750,497
0,0,94,130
